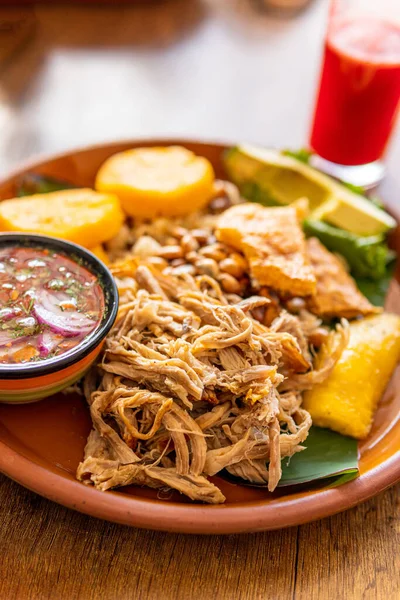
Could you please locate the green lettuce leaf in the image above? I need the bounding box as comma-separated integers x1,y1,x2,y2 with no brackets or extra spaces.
282,148,313,164
279,426,359,487
17,173,76,197
303,218,395,280
355,264,395,306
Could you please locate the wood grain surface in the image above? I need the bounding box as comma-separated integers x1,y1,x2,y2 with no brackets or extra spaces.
1,2,400,599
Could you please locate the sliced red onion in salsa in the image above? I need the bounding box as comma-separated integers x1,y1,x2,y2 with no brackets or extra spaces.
37,331,63,357
0,245,104,364
0,331,31,348
0,307,19,321
33,289,98,337
0,335,32,349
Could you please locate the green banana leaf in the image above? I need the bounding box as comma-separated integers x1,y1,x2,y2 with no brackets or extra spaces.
279,426,359,487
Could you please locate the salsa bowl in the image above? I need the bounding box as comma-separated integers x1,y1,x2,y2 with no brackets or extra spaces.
0,233,118,403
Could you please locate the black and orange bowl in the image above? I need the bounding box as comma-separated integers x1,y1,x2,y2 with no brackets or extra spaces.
0,233,118,403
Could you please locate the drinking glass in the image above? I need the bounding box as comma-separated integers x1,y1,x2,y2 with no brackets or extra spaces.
309,0,400,187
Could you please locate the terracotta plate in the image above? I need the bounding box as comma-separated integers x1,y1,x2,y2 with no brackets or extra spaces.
0,140,400,535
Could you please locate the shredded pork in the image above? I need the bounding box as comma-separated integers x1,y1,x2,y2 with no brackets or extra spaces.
77,183,354,504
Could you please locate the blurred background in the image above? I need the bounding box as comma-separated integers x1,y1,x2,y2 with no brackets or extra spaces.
0,1,330,170
0,0,399,190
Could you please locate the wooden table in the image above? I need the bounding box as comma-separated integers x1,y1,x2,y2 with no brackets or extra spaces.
1,2,400,599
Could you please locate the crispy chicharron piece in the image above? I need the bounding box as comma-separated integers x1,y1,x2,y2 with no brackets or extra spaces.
216,203,316,296
306,237,380,319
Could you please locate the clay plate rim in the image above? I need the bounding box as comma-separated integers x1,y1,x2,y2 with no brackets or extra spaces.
1,440,400,534
0,139,399,535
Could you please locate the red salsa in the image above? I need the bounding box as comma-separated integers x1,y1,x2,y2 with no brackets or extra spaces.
0,246,104,364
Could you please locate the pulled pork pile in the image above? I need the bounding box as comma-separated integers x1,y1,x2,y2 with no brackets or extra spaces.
77,262,347,503
77,186,376,503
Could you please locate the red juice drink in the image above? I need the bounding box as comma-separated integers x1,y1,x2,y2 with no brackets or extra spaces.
310,12,400,168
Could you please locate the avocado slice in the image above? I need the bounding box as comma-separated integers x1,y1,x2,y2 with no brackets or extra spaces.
311,192,396,236
224,145,396,235
225,146,329,209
